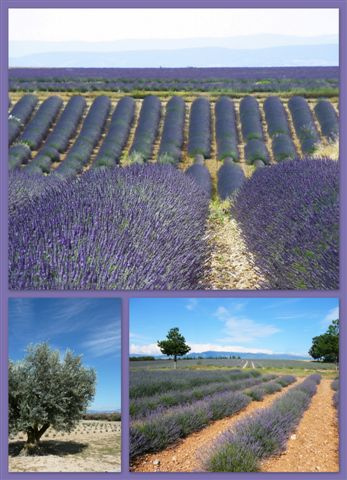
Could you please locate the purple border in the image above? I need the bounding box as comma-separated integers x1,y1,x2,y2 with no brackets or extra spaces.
1,0,346,479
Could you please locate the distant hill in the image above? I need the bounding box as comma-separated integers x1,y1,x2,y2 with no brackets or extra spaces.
130,351,311,361
9,34,338,56
10,44,338,68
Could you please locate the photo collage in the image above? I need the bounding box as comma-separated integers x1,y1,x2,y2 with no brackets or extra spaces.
0,3,344,480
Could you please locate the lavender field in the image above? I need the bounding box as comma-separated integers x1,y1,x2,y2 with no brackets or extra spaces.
9,67,339,94
8,68,339,290
129,361,338,472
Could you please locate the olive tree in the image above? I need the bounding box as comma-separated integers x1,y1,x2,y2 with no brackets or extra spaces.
9,343,96,450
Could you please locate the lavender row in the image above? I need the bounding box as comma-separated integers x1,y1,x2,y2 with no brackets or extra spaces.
9,165,209,290
239,96,269,165
314,100,339,141
54,96,111,177
129,95,161,162
93,96,135,168
9,144,32,170
43,95,86,152
288,96,320,153
263,96,296,162
244,375,296,401
130,390,251,459
131,374,277,419
8,94,38,145
19,96,63,150
331,378,339,410
158,96,185,164
130,368,259,399
187,97,211,158
185,156,212,197
217,158,245,200
215,96,239,161
232,158,338,289
204,374,321,472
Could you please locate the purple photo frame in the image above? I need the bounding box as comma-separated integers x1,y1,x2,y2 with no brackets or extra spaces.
0,0,345,479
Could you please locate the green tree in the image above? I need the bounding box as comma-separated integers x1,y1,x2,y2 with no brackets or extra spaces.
9,343,96,451
157,327,191,369
309,319,339,365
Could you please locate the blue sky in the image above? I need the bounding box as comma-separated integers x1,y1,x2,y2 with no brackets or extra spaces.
130,298,339,358
9,298,121,412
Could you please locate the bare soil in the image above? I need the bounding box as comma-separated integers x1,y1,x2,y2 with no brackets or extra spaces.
261,379,339,472
131,378,303,472
9,420,121,473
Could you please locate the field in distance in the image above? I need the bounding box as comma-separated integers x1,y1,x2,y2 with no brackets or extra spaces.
9,419,121,473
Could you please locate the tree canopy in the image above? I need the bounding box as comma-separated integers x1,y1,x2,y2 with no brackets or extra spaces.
9,343,96,447
309,318,339,364
157,327,191,368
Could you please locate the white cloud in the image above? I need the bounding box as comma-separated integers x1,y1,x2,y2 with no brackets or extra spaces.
214,306,280,343
186,299,198,311
130,342,273,356
130,343,161,356
321,306,339,328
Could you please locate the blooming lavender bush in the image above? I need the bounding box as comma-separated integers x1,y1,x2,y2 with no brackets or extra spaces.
8,94,38,145
186,163,212,197
158,95,185,164
9,165,209,290
218,158,246,200
130,391,251,459
130,368,259,399
204,374,321,472
20,96,63,150
233,158,338,289
263,96,290,137
187,97,211,158
215,96,239,161
131,374,273,419
314,100,339,141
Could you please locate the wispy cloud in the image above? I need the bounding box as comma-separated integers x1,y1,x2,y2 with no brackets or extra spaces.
214,306,280,343
82,322,121,358
186,299,198,311
321,306,339,328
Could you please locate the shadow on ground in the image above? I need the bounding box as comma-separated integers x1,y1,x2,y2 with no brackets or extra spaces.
9,440,88,457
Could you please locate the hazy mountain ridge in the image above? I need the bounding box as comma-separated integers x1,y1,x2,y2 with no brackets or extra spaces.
10,34,338,56
130,351,311,361
10,44,338,68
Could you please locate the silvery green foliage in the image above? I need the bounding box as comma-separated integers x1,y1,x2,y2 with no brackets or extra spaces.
9,165,209,290
205,374,321,472
233,158,338,289
9,343,96,442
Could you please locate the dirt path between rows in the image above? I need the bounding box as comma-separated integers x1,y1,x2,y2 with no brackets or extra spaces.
261,379,339,472
131,377,304,472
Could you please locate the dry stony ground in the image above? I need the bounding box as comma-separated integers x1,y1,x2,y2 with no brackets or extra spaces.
132,378,338,473
8,420,121,472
